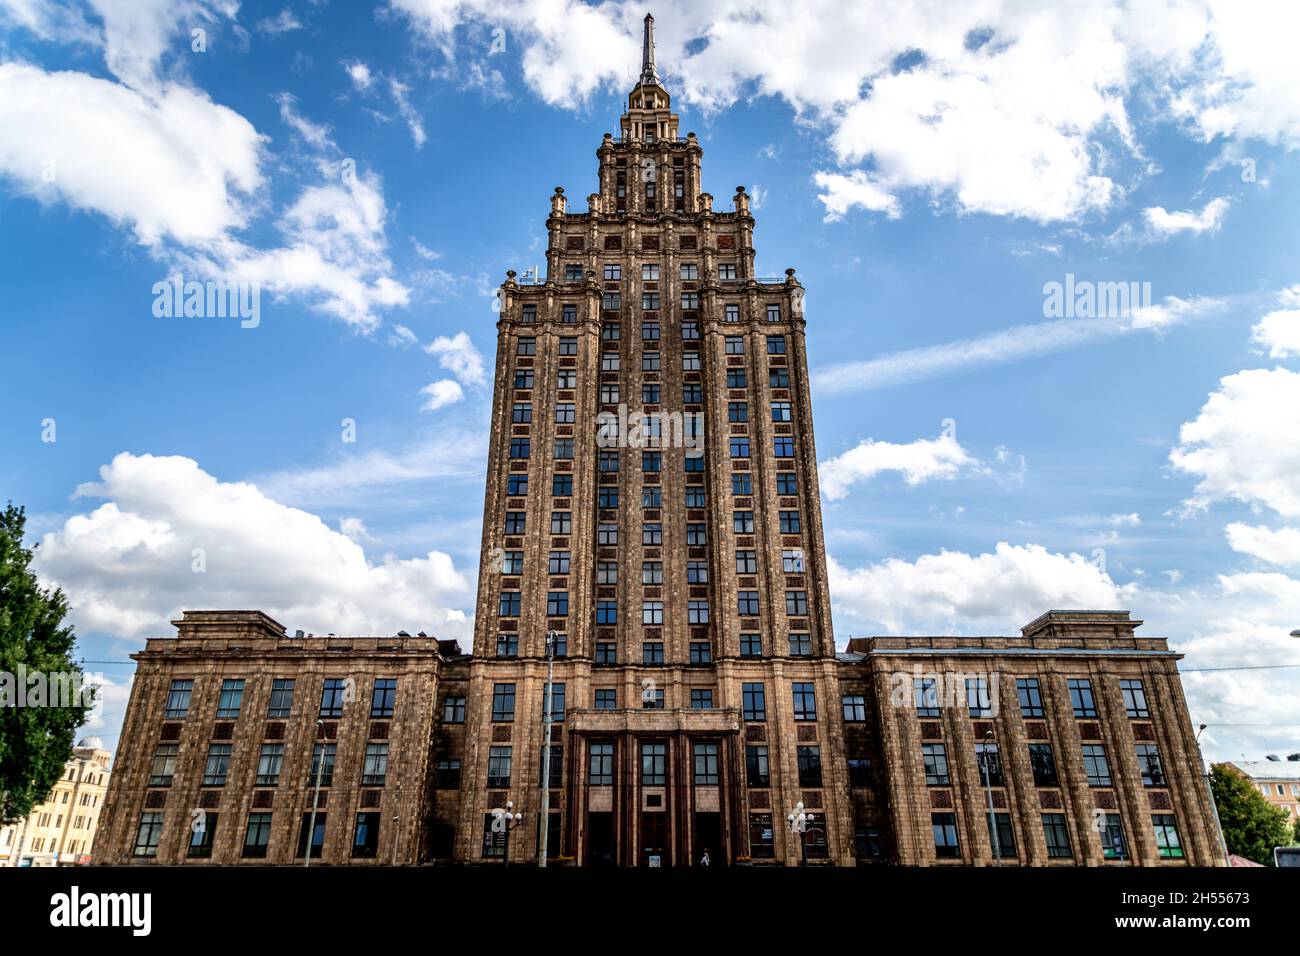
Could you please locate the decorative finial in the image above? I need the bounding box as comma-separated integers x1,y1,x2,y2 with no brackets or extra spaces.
641,13,659,86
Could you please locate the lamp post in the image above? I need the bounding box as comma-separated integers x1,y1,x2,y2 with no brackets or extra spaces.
787,801,811,867
538,629,557,867
980,729,1001,866
1195,724,1231,866
491,800,523,866
304,719,326,867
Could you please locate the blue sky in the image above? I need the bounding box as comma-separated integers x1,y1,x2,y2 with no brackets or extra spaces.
1,1,1298,762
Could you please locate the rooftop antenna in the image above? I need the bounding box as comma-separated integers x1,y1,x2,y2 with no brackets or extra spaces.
520,265,541,285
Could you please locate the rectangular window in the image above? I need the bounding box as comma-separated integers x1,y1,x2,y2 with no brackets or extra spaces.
549,476,572,500
686,524,706,545
1153,815,1184,859
842,694,866,722
774,437,795,458
749,813,775,858
164,679,192,718
352,812,380,858
782,549,805,572
730,437,750,458
595,643,616,666
1136,744,1166,787
1017,678,1044,718
779,510,801,533
690,688,714,709
487,746,512,789
514,369,534,388
498,591,521,617
267,678,294,718
1042,813,1073,859
975,741,1004,787
504,512,526,534
1082,744,1112,787
792,682,817,721
565,263,583,281
217,678,245,719
1069,678,1098,718
594,689,617,710
589,742,614,785
492,683,516,722
370,678,397,719
538,744,563,789
148,744,178,787
603,263,621,281
442,696,466,724
681,291,700,309
688,600,710,624
742,682,766,721
776,472,798,495
203,744,232,787
788,633,812,656
517,337,536,356
1029,743,1058,786
770,368,790,387
557,368,576,389
694,743,720,784
687,560,709,583
256,743,285,787
746,746,770,787
596,601,618,626
740,633,762,658
546,590,569,616
642,643,665,667
1101,812,1128,860
683,384,702,403
922,744,950,786
786,590,809,615
598,486,619,509
848,758,873,788
766,303,782,322
986,812,1017,859
133,812,163,858
726,368,746,388
680,263,699,280
720,264,738,280
512,401,532,423
767,335,787,354
559,336,577,355
771,401,792,422
243,812,272,859
1120,679,1150,718
509,438,530,459
189,812,218,858
689,642,712,664
797,746,822,787
641,743,667,785
642,601,664,625
362,743,389,787
309,743,336,787
552,511,573,534
966,677,993,718
932,813,959,859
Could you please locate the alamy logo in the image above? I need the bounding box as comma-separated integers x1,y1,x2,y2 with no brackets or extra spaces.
152,272,261,328
596,404,704,457
49,887,152,936
1042,273,1152,319
0,666,101,716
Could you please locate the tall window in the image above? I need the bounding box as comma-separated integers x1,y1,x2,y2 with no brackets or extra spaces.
1068,678,1098,718
203,744,232,787
742,682,766,721
267,678,294,718
915,678,940,718
746,746,770,787
589,743,614,785
641,743,667,785
1041,813,1072,859
1016,678,1044,718
164,679,192,718
256,743,285,787
792,682,816,721
148,744,178,787
370,678,397,718
932,813,959,858
189,813,218,858
296,813,326,858
243,813,272,858
1120,679,1150,718
309,743,336,787
487,746,512,789
1029,743,1058,786
922,744,950,786
133,812,163,858
216,679,244,719
352,813,380,858
966,677,993,717
320,677,347,718
1082,744,1112,786
796,746,822,787
842,694,867,722
361,743,389,786
442,696,466,724
986,812,1017,859
694,743,720,785
1152,815,1184,859
1136,744,1166,787
1100,812,1127,859
491,684,516,722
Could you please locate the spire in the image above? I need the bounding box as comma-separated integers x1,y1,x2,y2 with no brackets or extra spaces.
640,13,659,86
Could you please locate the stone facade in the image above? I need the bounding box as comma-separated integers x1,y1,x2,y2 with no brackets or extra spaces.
0,739,111,866
94,17,1223,869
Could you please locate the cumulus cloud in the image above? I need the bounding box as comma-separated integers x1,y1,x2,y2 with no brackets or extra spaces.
1250,288,1300,357
344,59,374,90
420,378,465,411
1170,367,1300,517
424,331,487,385
33,453,473,640
820,433,975,500
1225,523,1300,566
1142,196,1231,237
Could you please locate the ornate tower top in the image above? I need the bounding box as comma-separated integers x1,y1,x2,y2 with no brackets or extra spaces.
640,13,660,88
621,12,677,142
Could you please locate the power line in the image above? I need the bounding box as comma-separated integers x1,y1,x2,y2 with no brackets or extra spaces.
1182,663,1300,672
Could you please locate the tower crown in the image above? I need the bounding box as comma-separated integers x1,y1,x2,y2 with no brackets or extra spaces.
622,13,676,142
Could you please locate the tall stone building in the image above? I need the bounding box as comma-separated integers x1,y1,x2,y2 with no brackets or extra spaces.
94,15,1224,869
0,738,111,866
457,12,847,866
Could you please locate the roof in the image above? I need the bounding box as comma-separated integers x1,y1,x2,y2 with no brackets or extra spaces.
1227,759,1300,781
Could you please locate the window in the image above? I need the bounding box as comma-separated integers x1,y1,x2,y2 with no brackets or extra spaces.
497,634,520,658
642,321,660,341
966,677,993,717
552,511,573,534
559,336,577,355
642,450,661,473
1153,815,1184,859
487,746,512,789
642,683,664,706
512,401,532,423
256,744,285,787
542,683,566,723
598,486,619,509
848,758,873,788
642,292,660,310
554,402,575,425
693,743,720,784
792,682,817,721
720,264,738,280
243,812,272,858
599,451,620,472
266,679,294,718
842,694,867,722
442,696,466,724
593,689,617,711
1120,679,1150,718
164,679,193,718
746,746,770,787
306,742,335,788
370,678,397,718
732,472,752,495
554,439,574,460
557,369,576,389
603,263,621,281
602,322,620,342
642,351,661,371
1136,744,1166,787
148,744,178,787
133,812,163,858
788,633,812,656
1082,744,1112,786
774,437,795,458
681,291,701,309
683,384,702,403
316,677,346,718
641,486,662,508
1017,678,1044,718
686,523,707,545
915,677,940,717
776,472,798,495
932,813,960,859
522,304,536,324
1069,678,1098,717
796,747,822,787
786,590,809,615
565,263,583,281
589,743,614,785
1042,813,1073,859
505,511,526,534
975,741,1003,787
922,744,950,786
986,812,1017,859
641,262,659,280
514,369,534,388
217,679,245,718
351,812,380,858
688,600,710,624
551,474,572,497
641,383,661,405
733,510,755,534
771,401,792,422
642,601,664,625
638,743,668,786
740,633,763,658
537,744,563,789
595,643,616,666
783,549,805,572
767,335,787,354
689,642,712,665
779,510,801,534
601,353,620,372
1100,813,1127,860
498,591,521,617
770,368,790,388
1029,743,1058,786
517,337,536,356
736,590,760,617
749,813,776,859
743,682,766,721
683,351,701,371
362,743,389,786
730,437,750,458
509,438,530,460
766,303,782,323
560,303,579,324
726,368,746,388
189,813,218,858
492,684,516,722
546,591,569,616
602,292,621,311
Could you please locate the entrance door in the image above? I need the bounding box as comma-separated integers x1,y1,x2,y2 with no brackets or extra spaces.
586,812,614,867
693,812,722,866
640,812,668,868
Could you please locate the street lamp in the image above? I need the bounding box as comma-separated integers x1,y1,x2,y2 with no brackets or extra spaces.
304,719,327,867
980,729,1002,866
491,799,523,866
1195,724,1231,866
787,802,812,867
538,629,558,867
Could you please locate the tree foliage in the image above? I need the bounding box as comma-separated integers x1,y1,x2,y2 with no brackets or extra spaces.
1210,763,1293,865
0,503,93,824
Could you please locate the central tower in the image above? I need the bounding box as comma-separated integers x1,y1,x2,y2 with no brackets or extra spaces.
460,14,850,865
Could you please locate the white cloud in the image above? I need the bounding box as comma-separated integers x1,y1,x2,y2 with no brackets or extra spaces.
388,78,426,148
1142,196,1231,236
424,330,486,385
1106,513,1142,527
338,516,373,541
275,91,333,151
257,8,303,35
820,433,975,500
33,453,474,640
1170,367,1300,517
1225,523,1300,566
344,59,374,90
813,170,900,222
420,378,465,411
828,543,1131,636
1251,290,1300,357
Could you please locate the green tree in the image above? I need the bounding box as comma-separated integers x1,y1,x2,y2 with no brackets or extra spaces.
0,503,94,824
1210,764,1292,865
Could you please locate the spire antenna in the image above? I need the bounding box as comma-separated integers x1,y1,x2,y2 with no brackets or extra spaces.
641,13,659,86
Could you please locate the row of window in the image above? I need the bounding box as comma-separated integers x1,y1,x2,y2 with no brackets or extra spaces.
148,740,386,789
912,676,1152,719
504,471,800,501
931,811,1184,861
498,548,804,581
162,677,397,721
499,589,811,620
517,334,787,357
520,364,793,395
491,633,814,663
511,400,794,425
132,810,381,860
917,740,1168,789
